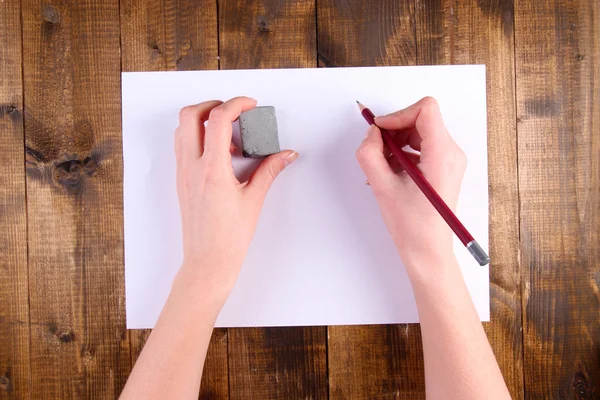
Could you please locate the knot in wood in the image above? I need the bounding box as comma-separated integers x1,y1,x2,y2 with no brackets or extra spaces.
0,104,21,123
57,328,75,343
49,322,75,343
571,371,594,397
54,156,98,190
82,346,95,362
257,16,271,33
42,4,61,24
0,375,11,391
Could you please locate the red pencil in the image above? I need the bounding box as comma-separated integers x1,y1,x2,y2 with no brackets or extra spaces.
357,101,490,266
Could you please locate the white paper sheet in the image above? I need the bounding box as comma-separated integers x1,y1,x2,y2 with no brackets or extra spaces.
122,66,489,329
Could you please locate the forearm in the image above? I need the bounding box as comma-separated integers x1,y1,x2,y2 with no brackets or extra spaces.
121,268,222,400
408,257,510,400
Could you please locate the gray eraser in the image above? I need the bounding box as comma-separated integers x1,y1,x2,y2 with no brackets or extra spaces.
239,106,280,158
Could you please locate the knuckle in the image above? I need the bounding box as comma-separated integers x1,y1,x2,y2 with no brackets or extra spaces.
208,105,226,121
355,145,369,164
446,147,468,170
265,161,281,180
421,96,439,110
356,141,372,158
267,166,278,180
178,105,196,122
203,172,221,186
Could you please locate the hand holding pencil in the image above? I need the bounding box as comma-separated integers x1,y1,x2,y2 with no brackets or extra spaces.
356,97,489,274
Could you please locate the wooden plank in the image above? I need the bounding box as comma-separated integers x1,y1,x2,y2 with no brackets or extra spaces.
21,1,131,397
0,0,30,398
120,0,219,72
328,325,425,399
119,1,228,398
219,0,316,70
219,1,327,398
416,0,524,398
228,327,327,399
515,0,600,397
317,0,415,68
317,1,424,398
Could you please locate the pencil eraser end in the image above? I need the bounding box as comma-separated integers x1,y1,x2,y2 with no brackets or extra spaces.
239,106,280,158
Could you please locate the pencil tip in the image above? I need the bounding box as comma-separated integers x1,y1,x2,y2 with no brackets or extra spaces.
356,100,359,103
356,101,365,111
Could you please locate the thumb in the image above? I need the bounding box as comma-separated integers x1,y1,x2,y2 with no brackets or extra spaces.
245,150,298,199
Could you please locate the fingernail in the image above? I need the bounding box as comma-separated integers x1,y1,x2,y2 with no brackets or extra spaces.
284,151,299,166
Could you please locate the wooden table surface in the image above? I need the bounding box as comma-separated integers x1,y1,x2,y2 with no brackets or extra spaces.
1,0,598,398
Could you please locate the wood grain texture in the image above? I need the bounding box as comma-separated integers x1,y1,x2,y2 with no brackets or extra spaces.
219,1,327,398
219,0,317,69
120,1,227,398
228,327,327,399
328,325,425,399
416,0,524,398
22,0,131,397
317,1,424,398
2,1,597,397
515,0,600,398
317,0,416,68
120,0,218,72
0,1,30,398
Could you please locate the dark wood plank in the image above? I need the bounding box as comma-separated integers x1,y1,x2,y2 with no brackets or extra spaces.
119,1,228,398
317,0,415,68
317,1,423,398
219,1,327,398
515,0,600,397
228,327,327,399
0,0,30,398
328,325,425,399
120,0,219,72
219,0,317,70
416,0,524,398
22,1,131,397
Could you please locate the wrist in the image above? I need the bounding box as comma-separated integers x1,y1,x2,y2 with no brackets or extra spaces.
400,248,462,285
170,264,234,318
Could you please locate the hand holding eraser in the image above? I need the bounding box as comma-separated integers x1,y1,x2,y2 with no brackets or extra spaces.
239,106,280,158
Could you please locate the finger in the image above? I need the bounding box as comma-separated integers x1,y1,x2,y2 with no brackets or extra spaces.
384,127,420,153
244,150,298,200
177,100,223,161
399,127,421,151
204,96,257,157
374,97,448,146
355,125,395,188
389,151,421,175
